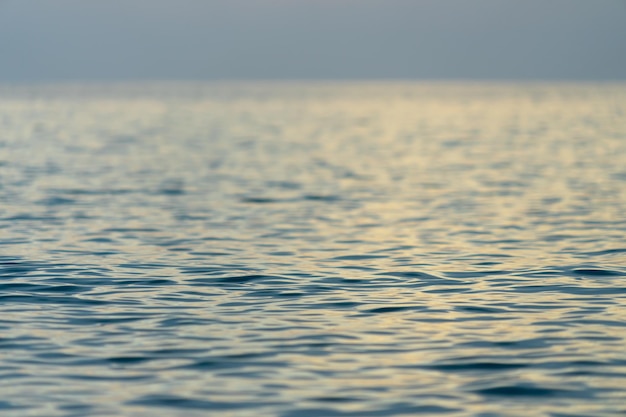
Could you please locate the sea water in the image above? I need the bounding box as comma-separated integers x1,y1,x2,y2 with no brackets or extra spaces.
0,82,625,416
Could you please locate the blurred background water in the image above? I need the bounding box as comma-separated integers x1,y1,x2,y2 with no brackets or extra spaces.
0,82,625,416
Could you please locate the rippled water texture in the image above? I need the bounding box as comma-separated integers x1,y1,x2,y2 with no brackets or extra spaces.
1,82,625,416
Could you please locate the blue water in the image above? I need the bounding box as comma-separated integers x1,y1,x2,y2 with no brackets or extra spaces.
1,82,625,416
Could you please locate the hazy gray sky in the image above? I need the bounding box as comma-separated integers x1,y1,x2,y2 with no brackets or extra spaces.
1,0,625,82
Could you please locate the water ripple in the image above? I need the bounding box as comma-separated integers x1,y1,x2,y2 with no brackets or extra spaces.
0,82,625,416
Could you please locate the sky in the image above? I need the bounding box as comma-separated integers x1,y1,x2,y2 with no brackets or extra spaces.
0,0,625,82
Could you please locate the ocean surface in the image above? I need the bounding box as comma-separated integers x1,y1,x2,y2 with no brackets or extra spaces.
1,82,625,416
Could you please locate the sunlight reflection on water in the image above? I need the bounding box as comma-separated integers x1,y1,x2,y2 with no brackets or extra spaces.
0,82,625,416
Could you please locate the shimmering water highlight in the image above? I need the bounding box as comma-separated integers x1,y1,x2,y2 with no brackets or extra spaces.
1,82,625,416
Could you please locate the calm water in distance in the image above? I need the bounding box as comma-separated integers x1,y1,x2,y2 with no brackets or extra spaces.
1,82,625,416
